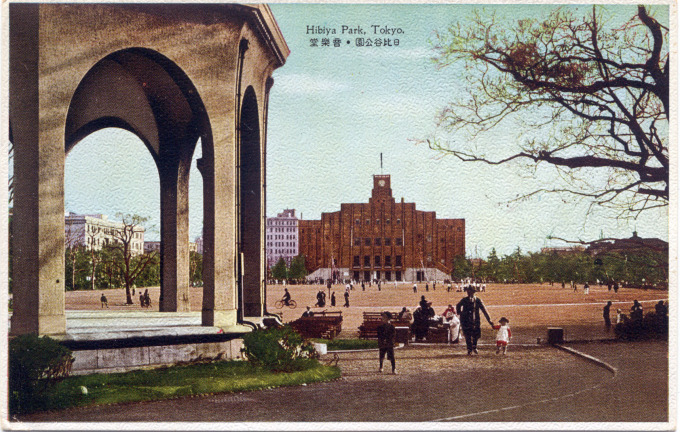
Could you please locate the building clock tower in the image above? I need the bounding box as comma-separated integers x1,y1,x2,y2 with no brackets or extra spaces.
371,174,394,203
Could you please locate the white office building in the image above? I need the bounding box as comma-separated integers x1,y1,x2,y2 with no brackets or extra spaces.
266,209,299,267
65,212,145,256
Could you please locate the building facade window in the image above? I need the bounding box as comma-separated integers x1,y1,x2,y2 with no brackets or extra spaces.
364,238,371,246
364,255,370,267
375,238,381,246
385,256,392,267
385,238,391,246
374,255,381,267
353,256,360,267
396,238,403,246
395,255,402,267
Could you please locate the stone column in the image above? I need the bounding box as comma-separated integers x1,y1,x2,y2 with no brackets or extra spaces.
198,139,237,327
9,3,66,335
158,157,191,312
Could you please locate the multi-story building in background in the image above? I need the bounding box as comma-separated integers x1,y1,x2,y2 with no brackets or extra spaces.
144,240,198,254
266,209,299,267
299,174,465,282
64,212,145,256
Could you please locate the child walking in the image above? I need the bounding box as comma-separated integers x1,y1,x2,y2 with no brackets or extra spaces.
493,317,512,355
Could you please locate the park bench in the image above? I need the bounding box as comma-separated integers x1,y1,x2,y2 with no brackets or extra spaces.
289,311,343,339
358,312,411,340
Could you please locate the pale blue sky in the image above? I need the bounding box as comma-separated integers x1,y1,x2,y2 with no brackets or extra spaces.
61,4,669,257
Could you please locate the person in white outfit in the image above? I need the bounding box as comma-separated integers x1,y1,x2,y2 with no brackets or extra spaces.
442,304,460,343
492,317,512,355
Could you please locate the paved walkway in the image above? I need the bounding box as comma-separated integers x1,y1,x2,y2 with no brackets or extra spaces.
18,340,668,423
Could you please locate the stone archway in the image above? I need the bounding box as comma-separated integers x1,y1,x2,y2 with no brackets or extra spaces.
64,48,210,314
9,3,289,335
238,86,263,318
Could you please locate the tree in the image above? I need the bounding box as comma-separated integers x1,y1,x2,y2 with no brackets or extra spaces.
189,251,203,286
271,258,288,281
451,255,472,280
288,255,308,281
64,224,86,291
426,6,668,215
104,214,157,304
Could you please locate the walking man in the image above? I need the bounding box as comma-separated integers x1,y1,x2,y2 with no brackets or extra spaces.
344,290,350,308
100,293,108,308
377,312,397,374
456,286,494,355
603,301,612,331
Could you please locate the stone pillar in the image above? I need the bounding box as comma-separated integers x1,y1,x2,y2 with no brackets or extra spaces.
9,3,66,335
198,141,237,327
158,157,191,312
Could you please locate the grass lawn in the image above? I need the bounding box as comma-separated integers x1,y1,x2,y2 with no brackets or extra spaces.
311,338,378,351
35,360,340,413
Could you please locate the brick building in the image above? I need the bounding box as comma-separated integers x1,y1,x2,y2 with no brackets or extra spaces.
299,175,465,282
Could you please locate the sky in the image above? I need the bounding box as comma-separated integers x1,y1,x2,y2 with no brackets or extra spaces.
60,4,669,258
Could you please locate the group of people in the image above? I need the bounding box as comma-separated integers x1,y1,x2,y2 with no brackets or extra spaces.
376,287,512,373
139,289,152,308
565,280,623,294
603,299,668,330
404,286,511,356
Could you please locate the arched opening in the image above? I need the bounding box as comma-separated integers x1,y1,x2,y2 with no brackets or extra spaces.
64,128,160,298
238,86,262,318
64,48,213,314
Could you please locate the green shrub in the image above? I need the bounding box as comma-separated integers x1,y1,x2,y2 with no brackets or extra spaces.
615,311,668,340
241,326,318,372
9,334,74,414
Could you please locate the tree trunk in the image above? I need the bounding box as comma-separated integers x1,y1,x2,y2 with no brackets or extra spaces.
125,283,133,305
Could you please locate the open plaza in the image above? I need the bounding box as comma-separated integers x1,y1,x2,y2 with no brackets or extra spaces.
65,281,668,343
16,281,669,423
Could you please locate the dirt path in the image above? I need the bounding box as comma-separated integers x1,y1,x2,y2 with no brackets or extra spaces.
17,340,668,423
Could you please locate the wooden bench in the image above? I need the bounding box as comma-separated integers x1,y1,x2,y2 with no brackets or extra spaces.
358,312,411,339
289,311,343,339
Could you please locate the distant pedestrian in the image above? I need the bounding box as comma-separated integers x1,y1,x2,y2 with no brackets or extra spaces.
377,312,396,374
584,282,590,295
344,291,350,308
603,301,612,331
631,300,643,321
432,281,436,291
492,317,512,355
413,283,417,293
362,282,365,291
616,308,623,324
378,281,381,291
573,283,578,293
425,283,429,292
100,293,108,308
419,295,428,310
143,289,151,308
139,293,145,308
655,300,668,319
331,291,336,307
613,281,619,293
447,283,452,292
